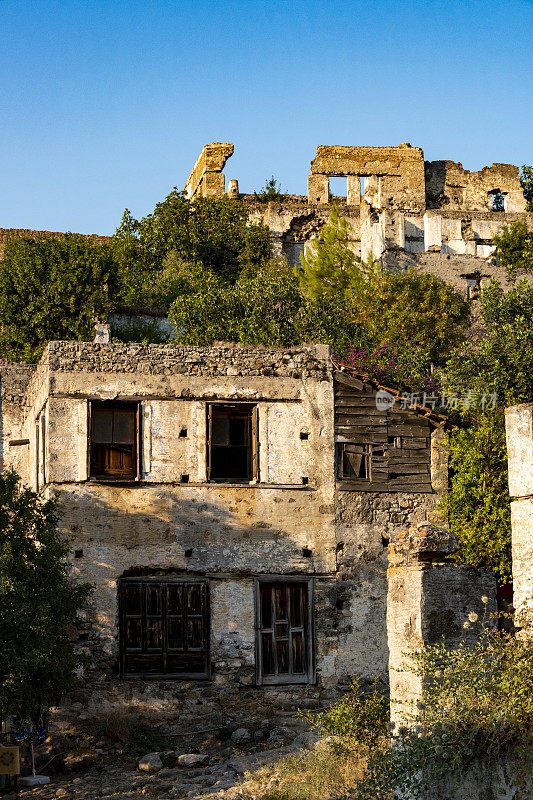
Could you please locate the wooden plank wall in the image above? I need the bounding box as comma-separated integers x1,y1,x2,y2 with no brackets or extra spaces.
334,372,433,493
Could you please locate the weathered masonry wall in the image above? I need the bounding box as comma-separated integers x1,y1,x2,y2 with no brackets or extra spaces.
0,362,35,478
308,144,426,212
0,341,451,721
505,403,533,633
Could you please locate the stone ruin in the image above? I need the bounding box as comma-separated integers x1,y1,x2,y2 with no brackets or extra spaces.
183,141,532,296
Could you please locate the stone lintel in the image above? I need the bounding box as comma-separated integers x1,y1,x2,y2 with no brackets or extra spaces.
310,144,424,176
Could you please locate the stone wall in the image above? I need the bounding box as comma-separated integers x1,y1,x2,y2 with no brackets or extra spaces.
505,403,533,632
386,523,497,729
0,362,35,477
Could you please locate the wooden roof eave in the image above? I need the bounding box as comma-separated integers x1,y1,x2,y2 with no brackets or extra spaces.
332,363,452,430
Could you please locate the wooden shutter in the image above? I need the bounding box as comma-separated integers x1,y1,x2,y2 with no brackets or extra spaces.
206,404,213,481
120,578,209,678
251,406,260,481
255,579,312,685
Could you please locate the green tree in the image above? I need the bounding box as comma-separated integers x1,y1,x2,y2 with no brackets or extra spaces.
492,221,533,281
0,471,91,725
297,205,371,300
521,165,533,211
445,278,533,407
441,414,512,583
0,235,117,363
113,190,272,301
253,176,287,203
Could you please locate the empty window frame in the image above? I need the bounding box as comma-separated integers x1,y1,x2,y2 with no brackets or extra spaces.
337,442,371,480
255,578,314,685
90,401,139,480
488,189,506,212
207,403,259,483
119,578,209,678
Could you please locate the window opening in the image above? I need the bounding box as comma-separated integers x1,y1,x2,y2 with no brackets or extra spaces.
207,403,258,483
119,578,209,678
328,177,347,200
466,276,481,300
337,442,371,480
90,401,139,479
256,580,312,684
488,189,506,212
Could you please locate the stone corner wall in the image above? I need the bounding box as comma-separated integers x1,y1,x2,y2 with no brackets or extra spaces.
505,403,533,632
387,523,497,729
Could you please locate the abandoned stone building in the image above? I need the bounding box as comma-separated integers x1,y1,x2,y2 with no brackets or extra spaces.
0,341,450,713
185,141,533,298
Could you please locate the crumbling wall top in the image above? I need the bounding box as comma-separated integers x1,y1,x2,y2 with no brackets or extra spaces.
388,521,459,567
35,341,332,381
310,143,425,176
184,142,234,200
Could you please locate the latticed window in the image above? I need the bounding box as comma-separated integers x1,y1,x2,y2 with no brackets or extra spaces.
119,578,209,678
90,401,139,479
255,579,313,684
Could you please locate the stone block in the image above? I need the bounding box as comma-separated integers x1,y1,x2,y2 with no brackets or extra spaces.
307,174,329,204
505,403,533,498
423,213,442,251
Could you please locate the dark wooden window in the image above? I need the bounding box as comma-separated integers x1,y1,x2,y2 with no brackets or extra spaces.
337,442,386,481
255,579,313,685
90,402,139,479
207,403,259,483
119,578,209,679
338,443,370,480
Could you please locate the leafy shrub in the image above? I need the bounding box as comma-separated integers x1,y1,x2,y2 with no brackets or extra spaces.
111,319,173,345
253,177,287,204
440,413,512,583
337,630,533,798
0,470,92,725
303,677,389,750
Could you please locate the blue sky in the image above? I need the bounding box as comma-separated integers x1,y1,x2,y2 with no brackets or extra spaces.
1,0,532,235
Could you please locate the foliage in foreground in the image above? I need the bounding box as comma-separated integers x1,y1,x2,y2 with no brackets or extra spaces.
0,235,117,363
302,676,389,750
0,470,91,725
441,413,512,583
337,630,533,798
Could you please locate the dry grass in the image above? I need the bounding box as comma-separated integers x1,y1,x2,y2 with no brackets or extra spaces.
88,708,167,754
245,743,369,800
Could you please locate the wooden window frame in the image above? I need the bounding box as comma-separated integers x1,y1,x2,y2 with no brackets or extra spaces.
119,576,210,680
254,576,315,686
337,442,371,482
88,400,141,482
206,403,259,484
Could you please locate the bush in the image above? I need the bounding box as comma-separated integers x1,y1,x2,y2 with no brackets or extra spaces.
0,470,91,726
337,629,533,798
303,677,389,750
